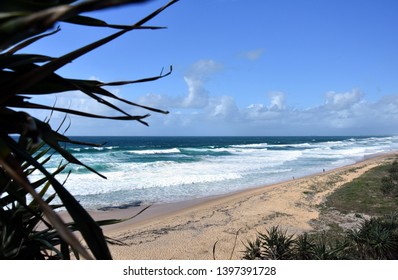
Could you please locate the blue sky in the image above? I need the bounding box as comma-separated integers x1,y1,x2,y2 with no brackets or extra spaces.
24,0,398,136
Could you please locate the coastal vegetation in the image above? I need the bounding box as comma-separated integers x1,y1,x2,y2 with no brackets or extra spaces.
0,0,177,259
243,214,398,260
325,158,398,216
243,158,398,260
380,160,398,198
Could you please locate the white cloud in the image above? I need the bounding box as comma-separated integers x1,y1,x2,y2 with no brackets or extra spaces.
186,59,223,81
137,92,178,110
29,60,397,136
268,92,285,110
208,95,239,120
324,89,363,110
180,59,223,108
377,95,398,115
242,48,265,61
135,59,223,110
63,88,398,136
235,89,398,135
181,77,209,108
244,92,286,121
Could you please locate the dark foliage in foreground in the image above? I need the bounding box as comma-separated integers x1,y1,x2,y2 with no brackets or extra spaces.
243,214,398,260
0,0,178,259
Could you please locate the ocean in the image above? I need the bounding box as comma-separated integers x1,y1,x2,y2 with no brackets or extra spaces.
32,136,398,210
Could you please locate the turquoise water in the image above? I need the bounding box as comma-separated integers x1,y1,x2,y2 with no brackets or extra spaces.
31,136,398,209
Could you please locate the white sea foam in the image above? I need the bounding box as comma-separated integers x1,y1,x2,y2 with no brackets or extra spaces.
128,148,180,155
230,143,268,148
182,147,233,153
79,146,118,151
36,135,398,209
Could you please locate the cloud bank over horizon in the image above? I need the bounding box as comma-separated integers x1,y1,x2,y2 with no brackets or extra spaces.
134,59,398,136
33,58,398,137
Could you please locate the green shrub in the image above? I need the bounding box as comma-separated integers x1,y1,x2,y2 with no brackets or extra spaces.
347,214,398,259
244,214,398,260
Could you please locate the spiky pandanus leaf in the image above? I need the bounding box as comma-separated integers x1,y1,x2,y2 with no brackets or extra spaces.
0,0,179,259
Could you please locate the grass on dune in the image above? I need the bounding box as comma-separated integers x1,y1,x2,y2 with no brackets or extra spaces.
325,158,398,217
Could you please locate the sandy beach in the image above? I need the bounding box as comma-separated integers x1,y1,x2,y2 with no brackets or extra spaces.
97,152,397,259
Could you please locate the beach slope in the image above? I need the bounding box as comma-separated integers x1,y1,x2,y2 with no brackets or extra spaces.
105,152,397,259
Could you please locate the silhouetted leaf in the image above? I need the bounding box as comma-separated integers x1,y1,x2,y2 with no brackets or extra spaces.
0,0,179,99
5,26,60,54
1,0,179,260
3,135,111,259
65,15,166,30
0,137,93,260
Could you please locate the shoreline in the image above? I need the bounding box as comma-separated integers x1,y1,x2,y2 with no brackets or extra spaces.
91,151,395,230
97,151,398,259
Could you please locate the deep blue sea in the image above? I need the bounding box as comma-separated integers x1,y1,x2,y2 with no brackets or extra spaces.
32,136,398,209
